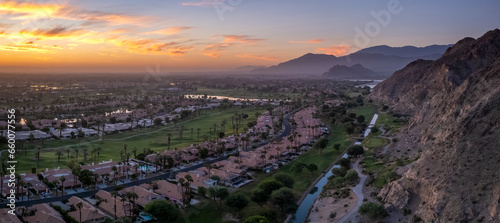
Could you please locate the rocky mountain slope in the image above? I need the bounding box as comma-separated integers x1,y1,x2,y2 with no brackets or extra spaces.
252,44,452,76
370,29,500,222
322,64,381,79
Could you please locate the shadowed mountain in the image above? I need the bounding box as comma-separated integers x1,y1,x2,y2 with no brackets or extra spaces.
355,44,453,58
253,44,452,77
322,64,383,80
369,29,500,222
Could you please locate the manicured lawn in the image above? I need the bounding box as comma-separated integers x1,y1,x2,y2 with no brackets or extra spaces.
362,136,390,148
3,107,264,173
352,105,377,123
376,112,407,133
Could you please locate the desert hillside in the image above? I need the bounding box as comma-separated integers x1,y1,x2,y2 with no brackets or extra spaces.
370,29,500,222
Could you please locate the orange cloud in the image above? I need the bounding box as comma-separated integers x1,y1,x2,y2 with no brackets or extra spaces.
290,39,324,44
0,42,49,52
315,45,351,56
116,38,193,56
201,43,230,58
0,1,63,20
17,26,84,40
222,35,264,44
144,27,192,35
0,1,150,26
236,54,278,61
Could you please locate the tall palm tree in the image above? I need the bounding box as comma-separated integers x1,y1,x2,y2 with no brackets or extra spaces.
73,147,80,162
112,166,118,185
35,147,42,166
123,144,127,158
96,147,102,161
26,182,32,202
132,147,137,159
111,191,118,219
82,147,88,161
55,149,63,164
59,176,66,201
125,191,138,218
76,202,83,223
65,148,71,161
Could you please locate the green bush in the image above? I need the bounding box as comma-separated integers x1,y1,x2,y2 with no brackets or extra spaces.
358,202,388,220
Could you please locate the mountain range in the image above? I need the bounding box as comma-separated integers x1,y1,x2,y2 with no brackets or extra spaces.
252,44,453,78
370,29,500,222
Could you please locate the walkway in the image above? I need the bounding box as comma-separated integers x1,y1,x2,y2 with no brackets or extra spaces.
337,159,368,223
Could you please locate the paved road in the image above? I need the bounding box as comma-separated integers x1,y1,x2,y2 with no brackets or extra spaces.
3,111,294,207
337,159,368,223
378,125,393,154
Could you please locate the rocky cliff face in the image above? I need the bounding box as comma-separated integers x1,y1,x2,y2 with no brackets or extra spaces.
370,29,500,222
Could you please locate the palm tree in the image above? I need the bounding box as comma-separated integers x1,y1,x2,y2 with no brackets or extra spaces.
73,147,80,162
76,202,83,223
26,182,32,202
110,191,119,219
82,147,88,162
123,144,127,158
276,146,281,162
132,147,137,158
112,166,118,185
59,176,66,201
125,191,138,218
96,147,102,161
65,148,71,161
55,149,63,164
34,147,42,166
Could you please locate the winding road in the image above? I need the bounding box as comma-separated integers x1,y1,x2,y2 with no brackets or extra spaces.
337,160,368,223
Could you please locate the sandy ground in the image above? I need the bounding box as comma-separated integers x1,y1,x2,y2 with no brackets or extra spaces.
222,213,239,222
306,189,358,223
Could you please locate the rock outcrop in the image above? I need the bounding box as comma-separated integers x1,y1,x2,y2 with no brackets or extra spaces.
370,29,500,222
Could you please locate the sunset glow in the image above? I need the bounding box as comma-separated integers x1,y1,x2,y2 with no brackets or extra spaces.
0,0,499,73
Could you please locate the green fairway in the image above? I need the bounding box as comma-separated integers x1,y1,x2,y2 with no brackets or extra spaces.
4,107,263,173
352,105,377,123
362,135,390,148
376,112,407,133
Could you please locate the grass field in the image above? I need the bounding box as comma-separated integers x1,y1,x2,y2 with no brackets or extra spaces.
376,112,407,133
362,133,390,148
194,87,301,100
352,105,377,123
3,107,264,173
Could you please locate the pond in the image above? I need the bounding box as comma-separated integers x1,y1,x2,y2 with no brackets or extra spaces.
184,94,269,101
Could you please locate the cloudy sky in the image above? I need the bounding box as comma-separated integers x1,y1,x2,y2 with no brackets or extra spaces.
0,0,499,73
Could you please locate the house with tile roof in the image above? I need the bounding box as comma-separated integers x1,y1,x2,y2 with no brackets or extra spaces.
67,196,108,223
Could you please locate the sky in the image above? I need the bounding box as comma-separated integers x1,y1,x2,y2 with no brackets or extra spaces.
0,0,499,73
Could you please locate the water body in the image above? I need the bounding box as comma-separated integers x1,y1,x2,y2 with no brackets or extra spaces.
292,154,348,223
356,80,383,89
184,94,269,101
363,114,379,137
